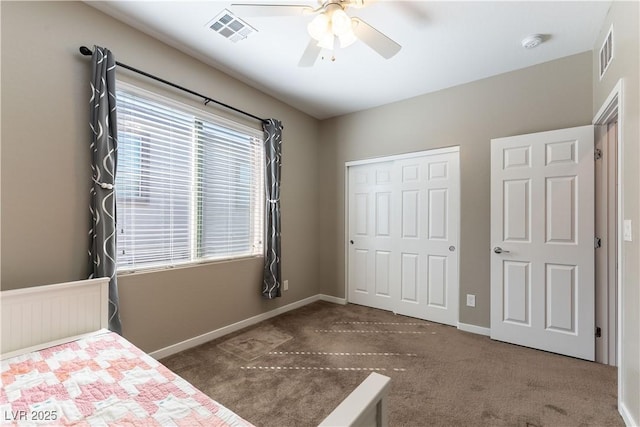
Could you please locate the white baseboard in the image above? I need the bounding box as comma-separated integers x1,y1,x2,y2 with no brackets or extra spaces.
457,322,491,337
319,294,347,305
150,294,341,360
619,401,638,427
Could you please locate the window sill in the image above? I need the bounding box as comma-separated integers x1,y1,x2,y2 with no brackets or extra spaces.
116,255,263,278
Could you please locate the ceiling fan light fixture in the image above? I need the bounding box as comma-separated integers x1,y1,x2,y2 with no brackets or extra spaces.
338,27,357,48
317,32,335,50
308,13,330,41
331,9,351,36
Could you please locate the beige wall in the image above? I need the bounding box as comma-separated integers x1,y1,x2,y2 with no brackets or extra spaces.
0,1,321,353
592,1,640,424
318,52,594,328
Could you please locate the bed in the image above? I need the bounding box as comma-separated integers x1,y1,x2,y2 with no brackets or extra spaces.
1,278,389,426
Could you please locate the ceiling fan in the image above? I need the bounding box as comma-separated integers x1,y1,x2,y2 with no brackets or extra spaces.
230,0,402,67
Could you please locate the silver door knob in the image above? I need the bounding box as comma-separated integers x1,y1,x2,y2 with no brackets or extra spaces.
494,246,510,254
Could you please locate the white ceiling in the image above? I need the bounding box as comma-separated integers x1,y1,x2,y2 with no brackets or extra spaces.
88,1,611,120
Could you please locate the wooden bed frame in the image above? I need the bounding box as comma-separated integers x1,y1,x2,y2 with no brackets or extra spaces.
1,277,109,360
0,278,390,426
319,372,390,427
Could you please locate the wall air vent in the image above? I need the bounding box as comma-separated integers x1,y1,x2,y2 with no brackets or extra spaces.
599,25,613,79
208,9,256,43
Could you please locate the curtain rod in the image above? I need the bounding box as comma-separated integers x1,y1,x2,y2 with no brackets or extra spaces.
79,46,269,125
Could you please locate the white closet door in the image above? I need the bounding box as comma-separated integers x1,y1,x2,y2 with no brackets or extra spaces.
393,153,459,325
347,149,459,326
348,161,396,311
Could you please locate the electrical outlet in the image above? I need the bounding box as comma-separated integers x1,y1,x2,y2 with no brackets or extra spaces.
466,294,476,307
283,280,289,291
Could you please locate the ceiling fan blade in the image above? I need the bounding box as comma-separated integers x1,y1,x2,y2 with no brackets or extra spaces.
298,39,322,67
231,4,314,17
352,17,401,59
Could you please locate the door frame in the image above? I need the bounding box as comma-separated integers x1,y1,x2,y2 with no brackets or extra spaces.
344,146,460,318
593,79,623,392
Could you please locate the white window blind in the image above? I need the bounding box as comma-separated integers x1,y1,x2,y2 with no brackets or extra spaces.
115,84,264,271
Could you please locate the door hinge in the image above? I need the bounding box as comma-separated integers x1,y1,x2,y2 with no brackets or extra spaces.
594,148,603,160
595,237,602,249
595,326,602,338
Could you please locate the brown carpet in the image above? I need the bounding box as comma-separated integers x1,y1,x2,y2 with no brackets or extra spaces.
217,325,292,361
161,301,622,427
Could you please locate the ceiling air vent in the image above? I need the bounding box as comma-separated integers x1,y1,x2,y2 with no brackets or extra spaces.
208,9,256,43
599,25,613,79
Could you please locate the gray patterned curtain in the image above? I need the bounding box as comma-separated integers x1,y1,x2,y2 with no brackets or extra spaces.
262,119,283,299
89,46,122,334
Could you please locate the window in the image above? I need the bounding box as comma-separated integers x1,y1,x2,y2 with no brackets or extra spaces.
115,83,264,271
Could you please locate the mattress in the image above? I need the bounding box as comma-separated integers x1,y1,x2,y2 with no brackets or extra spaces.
0,331,254,426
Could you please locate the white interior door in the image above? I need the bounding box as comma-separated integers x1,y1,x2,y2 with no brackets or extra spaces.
490,125,595,360
347,149,459,326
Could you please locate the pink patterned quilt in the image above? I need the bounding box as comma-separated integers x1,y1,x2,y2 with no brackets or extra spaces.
1,331,254,426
